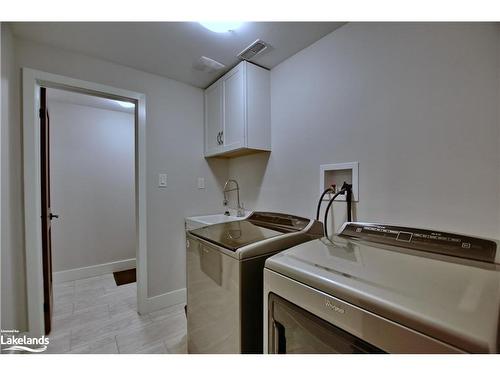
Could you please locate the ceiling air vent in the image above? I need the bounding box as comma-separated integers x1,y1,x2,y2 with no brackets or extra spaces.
237,39,268,61
193,56,226,73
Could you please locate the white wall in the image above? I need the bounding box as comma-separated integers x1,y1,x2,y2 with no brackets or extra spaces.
229,23,500,239
1,23,27,330
3,34,228,328
4,22,499,332
49,100,135,272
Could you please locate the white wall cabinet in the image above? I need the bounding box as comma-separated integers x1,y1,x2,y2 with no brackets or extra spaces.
204,61,270,157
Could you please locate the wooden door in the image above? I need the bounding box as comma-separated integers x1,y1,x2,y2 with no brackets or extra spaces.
40,87,56,335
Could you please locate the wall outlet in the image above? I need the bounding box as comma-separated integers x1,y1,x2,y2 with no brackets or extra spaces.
158,173,167,188
197,177,205,189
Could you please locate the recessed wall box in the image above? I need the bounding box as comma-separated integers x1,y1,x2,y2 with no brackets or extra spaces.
320,162,359,202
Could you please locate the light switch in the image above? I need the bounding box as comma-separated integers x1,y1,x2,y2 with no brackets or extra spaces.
158,173,167,188
197,177,205,189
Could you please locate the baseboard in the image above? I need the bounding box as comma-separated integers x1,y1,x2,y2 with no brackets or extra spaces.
53,258,136,283
139,288,186,315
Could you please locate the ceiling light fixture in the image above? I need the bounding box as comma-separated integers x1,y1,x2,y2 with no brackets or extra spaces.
198,22,243,33
116,101,135,109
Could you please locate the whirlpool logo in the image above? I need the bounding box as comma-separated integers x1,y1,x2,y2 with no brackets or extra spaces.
1,329,49,353
325,298,345,314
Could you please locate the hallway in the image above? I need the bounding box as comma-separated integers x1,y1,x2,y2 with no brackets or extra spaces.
46,274,187,354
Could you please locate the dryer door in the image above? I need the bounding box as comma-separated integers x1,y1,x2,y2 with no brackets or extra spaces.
268,293,384,354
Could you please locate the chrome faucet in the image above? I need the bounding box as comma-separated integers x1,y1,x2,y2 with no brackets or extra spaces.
223,179,245,217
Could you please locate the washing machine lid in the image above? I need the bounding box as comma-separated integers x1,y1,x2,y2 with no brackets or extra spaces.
265,223,500,353
189,212,310,251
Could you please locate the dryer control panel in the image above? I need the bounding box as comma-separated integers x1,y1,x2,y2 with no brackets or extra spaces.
339,222,497,263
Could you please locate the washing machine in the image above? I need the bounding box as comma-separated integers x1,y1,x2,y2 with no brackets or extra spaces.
186,211,323,353
264,222,500,353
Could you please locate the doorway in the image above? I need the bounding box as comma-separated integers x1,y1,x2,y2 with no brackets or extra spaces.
22,69,148,337
41,87,137,335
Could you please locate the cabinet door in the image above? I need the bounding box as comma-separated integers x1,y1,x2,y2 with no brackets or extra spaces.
222,64,245,152
205,82,223,156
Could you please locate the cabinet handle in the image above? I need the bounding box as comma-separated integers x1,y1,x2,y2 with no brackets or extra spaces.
217,132,221,145
220,131,223,144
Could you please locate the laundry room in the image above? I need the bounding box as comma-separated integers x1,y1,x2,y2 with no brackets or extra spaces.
1,1,500,372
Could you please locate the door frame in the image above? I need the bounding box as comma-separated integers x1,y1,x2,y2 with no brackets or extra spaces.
22,68,148,336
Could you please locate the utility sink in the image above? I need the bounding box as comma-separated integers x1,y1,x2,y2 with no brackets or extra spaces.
185,211,251,230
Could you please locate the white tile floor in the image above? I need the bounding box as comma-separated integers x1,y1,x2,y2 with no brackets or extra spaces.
44,273,187,354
